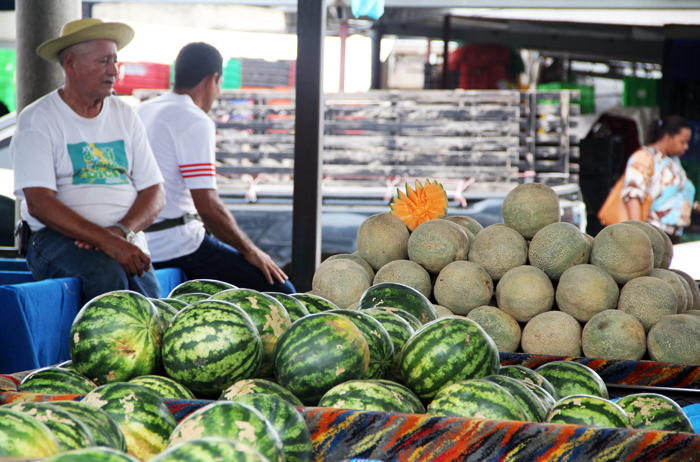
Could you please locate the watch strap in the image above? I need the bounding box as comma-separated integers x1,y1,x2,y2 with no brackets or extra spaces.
114,223,135,242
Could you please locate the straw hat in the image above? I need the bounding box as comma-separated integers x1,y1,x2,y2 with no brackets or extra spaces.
37,18,135,63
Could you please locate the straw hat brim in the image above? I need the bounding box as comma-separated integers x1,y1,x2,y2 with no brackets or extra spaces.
37,22,135,63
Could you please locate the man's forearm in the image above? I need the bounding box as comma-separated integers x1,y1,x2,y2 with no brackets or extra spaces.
117,183,166,233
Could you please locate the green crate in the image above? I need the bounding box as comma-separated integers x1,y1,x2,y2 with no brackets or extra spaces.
222,59,241,90
538,82,595,114
622,77,658,107
0,83,16,112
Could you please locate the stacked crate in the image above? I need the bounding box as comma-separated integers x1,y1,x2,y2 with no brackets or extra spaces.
0,48,16,113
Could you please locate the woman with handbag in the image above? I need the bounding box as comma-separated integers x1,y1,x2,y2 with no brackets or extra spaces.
622,115,694,244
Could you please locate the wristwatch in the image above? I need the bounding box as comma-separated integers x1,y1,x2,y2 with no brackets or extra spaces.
114,223,137,244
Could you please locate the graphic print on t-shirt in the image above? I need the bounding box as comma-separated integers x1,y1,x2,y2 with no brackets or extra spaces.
67,140,129,185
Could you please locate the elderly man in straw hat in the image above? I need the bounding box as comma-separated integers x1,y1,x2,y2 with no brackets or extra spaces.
10,18,166,302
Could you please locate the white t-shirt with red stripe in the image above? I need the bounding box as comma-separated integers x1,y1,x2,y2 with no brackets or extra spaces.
137,92,217,262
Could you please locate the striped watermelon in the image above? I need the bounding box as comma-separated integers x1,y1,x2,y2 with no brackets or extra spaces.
210,289,292,378
535,361,608,399
220,378,303,406
427,379,528,421
359,282,438,324
373,379,425,414
159,298,188,311
152,437,271,462
517,380,557,411
273,312,370,405
162,300,263,398
266,292,310,323
545,394,631,429
57,359,76,371
0,408,60,457
399,317,500,400
364,306,422,331
169,279,237,298
498,365,559,400
43,447,140,462
6,402,95,451
362,310,415,369
329,309,395,379
616,393,694,433
168,401,284,462
318,379,416,413
128,375,195,400
291,293,340,313
82,382,177,461
232,393,313,462
50,401,127,451
18,366,97,394
69,290,163,384
174,292,211,304
151,298,179,326
482,375,548,422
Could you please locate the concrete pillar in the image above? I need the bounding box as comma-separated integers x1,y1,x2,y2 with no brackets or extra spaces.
15,0,81,112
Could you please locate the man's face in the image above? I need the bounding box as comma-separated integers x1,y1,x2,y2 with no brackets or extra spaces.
66,39,119,100
204,74,223,113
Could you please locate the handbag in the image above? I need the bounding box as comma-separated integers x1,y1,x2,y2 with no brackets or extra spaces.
597,176,653,226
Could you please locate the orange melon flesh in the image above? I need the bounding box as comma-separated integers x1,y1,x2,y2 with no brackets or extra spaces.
391,179,449,231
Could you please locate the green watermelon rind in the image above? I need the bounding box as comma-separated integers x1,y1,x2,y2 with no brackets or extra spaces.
0,408,61,458
266,292,310,323
173,292,211,304
427,379,528,421
220,378,303,406
358,282,438,324
545,394,632,429
363,306,422,331
128,375,196,400
516,380,557,411
151,437,270,462
50,400,127,452
168,279,237,298
362,310,415,370
159,298,189,311
5,402,95,451
318,379,415,413
18,367,98,395
616,393,694,433
498,365,559,400
291,293,340,313
42,447,141,462
373,379,426,414
535,361,608,400
482,375,548,422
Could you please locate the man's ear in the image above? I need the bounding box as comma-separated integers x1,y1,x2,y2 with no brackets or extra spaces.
62,52,77,76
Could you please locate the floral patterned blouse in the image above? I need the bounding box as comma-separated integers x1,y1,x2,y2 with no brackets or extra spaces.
621,146,695,236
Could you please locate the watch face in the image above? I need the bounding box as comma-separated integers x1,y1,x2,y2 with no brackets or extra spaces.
127,233,136,244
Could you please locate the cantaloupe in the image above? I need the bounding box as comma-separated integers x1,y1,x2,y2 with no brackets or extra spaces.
444,218,476,246
466,306,521,353
590,223,653,285
445,216,483,237
356,213,410,271
655,226,674,269
669,269,694,312
327,253,375,282
617,276,677,332
672,268,700,311
468,224,528,281
433,261,493,315
647,314,700,364
501,183,560,239
372,259,432,300
433,304,455,318
407,219,469,273
685,310,700,317
528,222,590,281
581,310,646,361
584,233,595,247
521,311,582,357
624,220,665,269
649,268,687,314
312,259,371,309
556,264,619,322
496,265,554,323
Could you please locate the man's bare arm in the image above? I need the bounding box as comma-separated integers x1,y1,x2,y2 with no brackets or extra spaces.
191,188,288,285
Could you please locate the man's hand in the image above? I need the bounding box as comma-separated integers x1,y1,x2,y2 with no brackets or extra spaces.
242,245,289,285
73,226,151,277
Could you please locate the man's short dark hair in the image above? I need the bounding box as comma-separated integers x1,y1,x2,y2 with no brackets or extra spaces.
174,42,223,90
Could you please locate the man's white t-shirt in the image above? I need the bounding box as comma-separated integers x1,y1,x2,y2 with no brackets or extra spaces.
11,90,164,252
136,92,217,262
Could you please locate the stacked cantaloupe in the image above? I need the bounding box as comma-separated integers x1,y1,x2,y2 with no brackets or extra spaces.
311,179,700,365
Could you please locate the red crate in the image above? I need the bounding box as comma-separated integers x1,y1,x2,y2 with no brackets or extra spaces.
113,62,171,95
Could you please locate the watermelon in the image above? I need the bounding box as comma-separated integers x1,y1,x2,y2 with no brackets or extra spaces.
150,298,179,326
373,379,425,414
174,292,211,304
18,366,97,395
210,289,292,377
169,279,237,297
159,298,189,311
232,393,313,462
318,379,416,413
427,379,528,421
168,401,284,462
364,307,422,331
50,400,127,451
328,309,395,379
535,361,608,399
399,317,500,400
220,378,303,406
57,359,76,370
517,380,557,411
152,437,271,462
43,447,141,462
362,310,415,369
359,282,438,324
291,293,340,313
545,394,631,428
273,312,370,405
0,408,60,457
82,382,177,461
69,290,163,384
482,375,548,422
266,292,310,323
162,300,263,398
498,365,559,400
128,375,195,400
617,393,694,433
5,402,95,451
